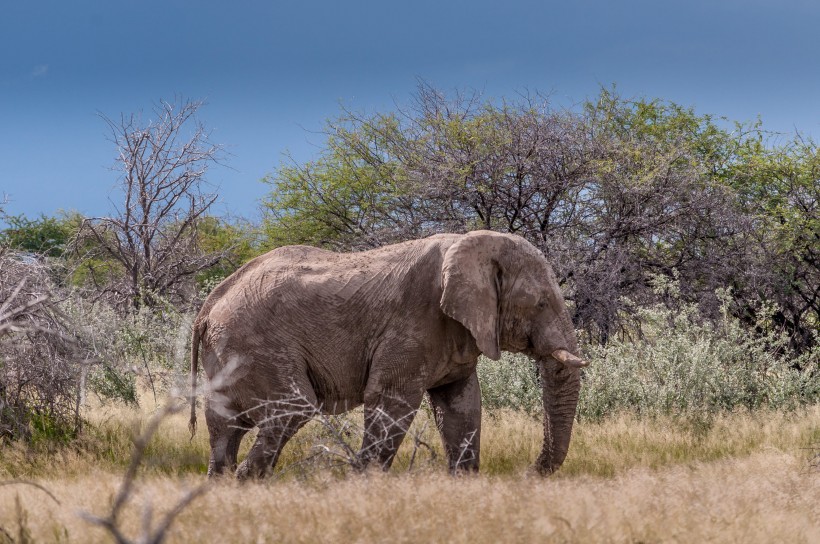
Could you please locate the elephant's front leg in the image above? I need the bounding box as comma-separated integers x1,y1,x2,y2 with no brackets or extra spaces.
427,372,482,473
358,388,424,471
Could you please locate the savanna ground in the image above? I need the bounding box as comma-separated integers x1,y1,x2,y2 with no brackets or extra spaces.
1,397,818,543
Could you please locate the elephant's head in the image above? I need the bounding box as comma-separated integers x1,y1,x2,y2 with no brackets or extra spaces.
440,230,585,474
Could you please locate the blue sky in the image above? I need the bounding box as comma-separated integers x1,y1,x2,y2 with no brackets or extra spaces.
2,0,819,222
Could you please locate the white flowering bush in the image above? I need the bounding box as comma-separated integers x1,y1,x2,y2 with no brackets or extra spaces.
477,287,818,420
477,353,542,414
59,297,194,406
577,294,818,420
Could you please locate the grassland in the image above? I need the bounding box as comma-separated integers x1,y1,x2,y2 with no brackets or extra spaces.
1,402,818,543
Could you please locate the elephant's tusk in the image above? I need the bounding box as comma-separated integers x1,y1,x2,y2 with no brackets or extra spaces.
551,349,589,368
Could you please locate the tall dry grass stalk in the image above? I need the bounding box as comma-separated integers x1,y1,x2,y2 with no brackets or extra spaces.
1,405,818,542
2,403,817,480
1,452,817,543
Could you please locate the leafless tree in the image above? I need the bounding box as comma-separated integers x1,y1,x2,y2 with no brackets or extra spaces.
79,98,227,310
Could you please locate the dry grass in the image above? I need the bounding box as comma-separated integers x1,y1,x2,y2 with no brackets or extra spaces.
1,404,818,542
2,452,818,543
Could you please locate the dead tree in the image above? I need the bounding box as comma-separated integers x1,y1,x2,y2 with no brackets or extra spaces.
80,98,227,310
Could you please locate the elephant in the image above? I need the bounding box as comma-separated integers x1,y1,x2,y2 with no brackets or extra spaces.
189,230,587,479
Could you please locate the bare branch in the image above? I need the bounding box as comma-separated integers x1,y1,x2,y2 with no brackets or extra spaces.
0,480,61,505
81,97,227,311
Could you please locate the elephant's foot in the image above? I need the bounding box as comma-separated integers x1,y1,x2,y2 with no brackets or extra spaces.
235,458,266,481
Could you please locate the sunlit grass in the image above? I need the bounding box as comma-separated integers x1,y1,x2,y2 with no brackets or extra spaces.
2,402,817,481
2,402,818,542
2,450,818,543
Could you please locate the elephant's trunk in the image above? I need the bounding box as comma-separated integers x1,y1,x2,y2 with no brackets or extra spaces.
535,357,581,475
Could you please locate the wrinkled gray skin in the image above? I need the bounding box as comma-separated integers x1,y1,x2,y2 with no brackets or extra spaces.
190,231,583,478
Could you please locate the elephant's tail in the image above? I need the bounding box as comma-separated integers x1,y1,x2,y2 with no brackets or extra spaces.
189,319,203,440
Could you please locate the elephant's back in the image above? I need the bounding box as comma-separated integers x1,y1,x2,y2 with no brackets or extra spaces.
199,235,454,335
201,245,329,310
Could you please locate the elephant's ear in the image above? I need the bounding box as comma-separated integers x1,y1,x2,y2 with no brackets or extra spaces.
440,231,504,361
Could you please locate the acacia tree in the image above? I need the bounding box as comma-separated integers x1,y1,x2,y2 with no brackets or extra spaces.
395,87,752,340
565,91,752,339
263,85,593,250
81,98,227,310
263,87,738,323
729,134,820,352
263,110,427,250
262,84,818,351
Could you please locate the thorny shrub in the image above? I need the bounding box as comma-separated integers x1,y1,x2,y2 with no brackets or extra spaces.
0,250,194,444
578,289,818,421
0,251,89,442
477,353,542,415
58,297,194,407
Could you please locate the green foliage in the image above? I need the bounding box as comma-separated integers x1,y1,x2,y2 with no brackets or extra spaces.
194,216,259,290
262,114,414,249
577,291,819,421
0,211,132,291
28,411,78,445
477,354,541,414
66,256,124,290
586,86,738,173
0,212,81,257
87,364,138,406
729,133,820,342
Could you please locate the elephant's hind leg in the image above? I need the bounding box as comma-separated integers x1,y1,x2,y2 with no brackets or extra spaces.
205,401,251,477
224,418,252,472
235,399,314,480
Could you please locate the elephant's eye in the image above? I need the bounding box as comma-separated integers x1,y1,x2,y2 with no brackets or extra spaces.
536,300,547,310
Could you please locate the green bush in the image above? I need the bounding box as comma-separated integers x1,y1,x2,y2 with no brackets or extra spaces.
578,292,818,420
477,353,541,414
0,213,79,257
477,288,819,420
